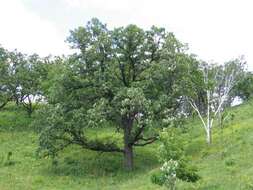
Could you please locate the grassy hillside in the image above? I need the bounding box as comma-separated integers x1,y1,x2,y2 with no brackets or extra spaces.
0,100,253,190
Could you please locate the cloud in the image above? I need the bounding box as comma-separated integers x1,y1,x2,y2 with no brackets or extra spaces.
0,0,71,56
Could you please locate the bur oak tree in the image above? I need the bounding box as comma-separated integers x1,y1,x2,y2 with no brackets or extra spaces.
35,18,189,170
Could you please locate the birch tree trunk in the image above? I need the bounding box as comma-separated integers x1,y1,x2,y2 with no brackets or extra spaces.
206,125,212,144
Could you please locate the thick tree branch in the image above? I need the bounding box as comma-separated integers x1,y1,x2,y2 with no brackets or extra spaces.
130,124,146,145
133,136,158,146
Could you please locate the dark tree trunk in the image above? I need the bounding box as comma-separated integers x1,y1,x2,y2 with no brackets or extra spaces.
124,144,133,170
27,106,33,117
25,96,33,117
123,117,134,170
27,101,33,117
15,97,19,106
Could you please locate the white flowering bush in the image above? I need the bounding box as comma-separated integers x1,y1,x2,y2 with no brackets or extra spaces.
151,128,200,189
161,159,178,190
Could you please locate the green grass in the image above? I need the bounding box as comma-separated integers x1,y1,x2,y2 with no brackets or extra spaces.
1,100,253,189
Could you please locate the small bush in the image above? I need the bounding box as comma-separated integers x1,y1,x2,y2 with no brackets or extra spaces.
151,127,200,189
3,151,15,166
224,158,235,167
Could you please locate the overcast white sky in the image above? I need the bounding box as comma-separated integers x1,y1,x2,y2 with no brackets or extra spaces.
0,0,252,70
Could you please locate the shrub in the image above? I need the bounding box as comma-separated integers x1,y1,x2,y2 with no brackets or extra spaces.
160,160,178,190
151,127,200,189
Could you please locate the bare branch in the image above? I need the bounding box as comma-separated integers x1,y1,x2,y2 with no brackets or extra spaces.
187,98,207,130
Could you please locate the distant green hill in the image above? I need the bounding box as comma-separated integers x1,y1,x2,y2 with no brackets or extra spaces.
0,100,253,190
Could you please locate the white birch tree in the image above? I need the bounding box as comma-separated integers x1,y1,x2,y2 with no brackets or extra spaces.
187,58,245,144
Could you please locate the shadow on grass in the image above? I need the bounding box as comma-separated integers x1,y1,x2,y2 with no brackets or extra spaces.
40,145,159,181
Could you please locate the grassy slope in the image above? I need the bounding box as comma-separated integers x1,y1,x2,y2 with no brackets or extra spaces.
0,100,253,190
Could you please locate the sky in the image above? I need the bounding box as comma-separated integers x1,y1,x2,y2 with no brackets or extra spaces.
0,0,252,70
